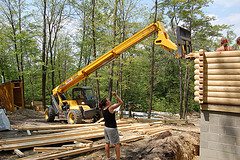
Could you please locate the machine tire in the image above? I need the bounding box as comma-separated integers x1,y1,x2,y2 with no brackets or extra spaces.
45,107,55,122
93,111,101,123
67,109,82,124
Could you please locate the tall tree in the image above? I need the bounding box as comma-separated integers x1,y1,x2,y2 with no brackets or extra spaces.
91,0,100,101
108,0,119,100
148,0,158,119
46,0,67,90
42,0,47,109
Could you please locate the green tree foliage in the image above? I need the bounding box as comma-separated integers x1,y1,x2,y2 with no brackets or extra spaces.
0,0,234,115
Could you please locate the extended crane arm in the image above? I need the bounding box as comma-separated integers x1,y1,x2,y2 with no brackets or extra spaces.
52,21,177,95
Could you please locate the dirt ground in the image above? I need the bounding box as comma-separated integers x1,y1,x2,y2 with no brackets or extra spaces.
0,109,200,160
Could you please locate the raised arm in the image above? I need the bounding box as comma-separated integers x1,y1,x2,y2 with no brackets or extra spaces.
109,92,123,113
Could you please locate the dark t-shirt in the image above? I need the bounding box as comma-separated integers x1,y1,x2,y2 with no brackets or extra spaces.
102,108,117,128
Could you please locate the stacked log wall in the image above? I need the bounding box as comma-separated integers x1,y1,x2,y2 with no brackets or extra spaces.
192,50,240,113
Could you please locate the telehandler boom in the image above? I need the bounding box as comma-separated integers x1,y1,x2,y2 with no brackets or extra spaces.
45,21,177,124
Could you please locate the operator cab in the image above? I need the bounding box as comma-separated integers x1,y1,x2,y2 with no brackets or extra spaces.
72,87,97,108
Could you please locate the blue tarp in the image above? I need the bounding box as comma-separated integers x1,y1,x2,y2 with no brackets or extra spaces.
0,109,11,131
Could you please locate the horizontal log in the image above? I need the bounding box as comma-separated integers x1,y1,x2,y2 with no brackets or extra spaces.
20,135,144,160
201,104,240,113
14,123,102,131
194,69,240,75
0,132,104,151
194,86,240,92
188,51,240,58
194,91,240,98
194,80,240,86
194,57,240,64
0,123,149,147
14,120,131,131
194,97,240,106
194,75,240,81
194,63,240,69
0,128,103,145
33,147,71,153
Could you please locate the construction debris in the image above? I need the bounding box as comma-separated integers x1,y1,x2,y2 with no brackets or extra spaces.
0,115,200,160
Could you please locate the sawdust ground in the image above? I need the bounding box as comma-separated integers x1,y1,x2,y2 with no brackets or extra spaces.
0,109,200,160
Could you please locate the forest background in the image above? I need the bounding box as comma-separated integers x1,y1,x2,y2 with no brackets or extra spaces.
0,0,237,119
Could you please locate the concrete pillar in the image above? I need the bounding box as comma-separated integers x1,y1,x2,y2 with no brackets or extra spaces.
200,110,240,160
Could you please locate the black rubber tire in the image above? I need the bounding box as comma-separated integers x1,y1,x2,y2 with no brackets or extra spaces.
45,107,55,122
93,111,101,123
67,109,82,124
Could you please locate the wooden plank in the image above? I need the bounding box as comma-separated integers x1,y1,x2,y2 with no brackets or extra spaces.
1,123,144,145
0,128,104,145
14,123,102,131
33,129,72,134
34,147,72,153
0,123,148,149
14,149,25,158
19,151,61,160
0,132,104,151
15,120,131,131
62,142,92,149
201,104,240,113
19,135,144,160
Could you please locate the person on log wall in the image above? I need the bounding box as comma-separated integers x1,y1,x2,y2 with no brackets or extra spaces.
216,37,234,51
236,36,240,50
99,92,123,160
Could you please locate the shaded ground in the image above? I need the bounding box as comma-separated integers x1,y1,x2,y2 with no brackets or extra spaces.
0,108,200,160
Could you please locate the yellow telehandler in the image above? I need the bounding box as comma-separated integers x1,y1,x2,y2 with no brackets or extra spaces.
45,21,178,124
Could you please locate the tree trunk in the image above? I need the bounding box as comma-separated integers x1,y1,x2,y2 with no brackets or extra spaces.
91,0,100,101
119,0,126,119
18,0,25,106
108,0,119,100
42,0,47,109
148,0,157,119
183,63,190,119
178,59,183,119
6,0,21,80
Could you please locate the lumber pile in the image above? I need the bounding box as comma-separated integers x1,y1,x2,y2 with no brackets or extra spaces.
0,119,173,159
188,50,240,112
